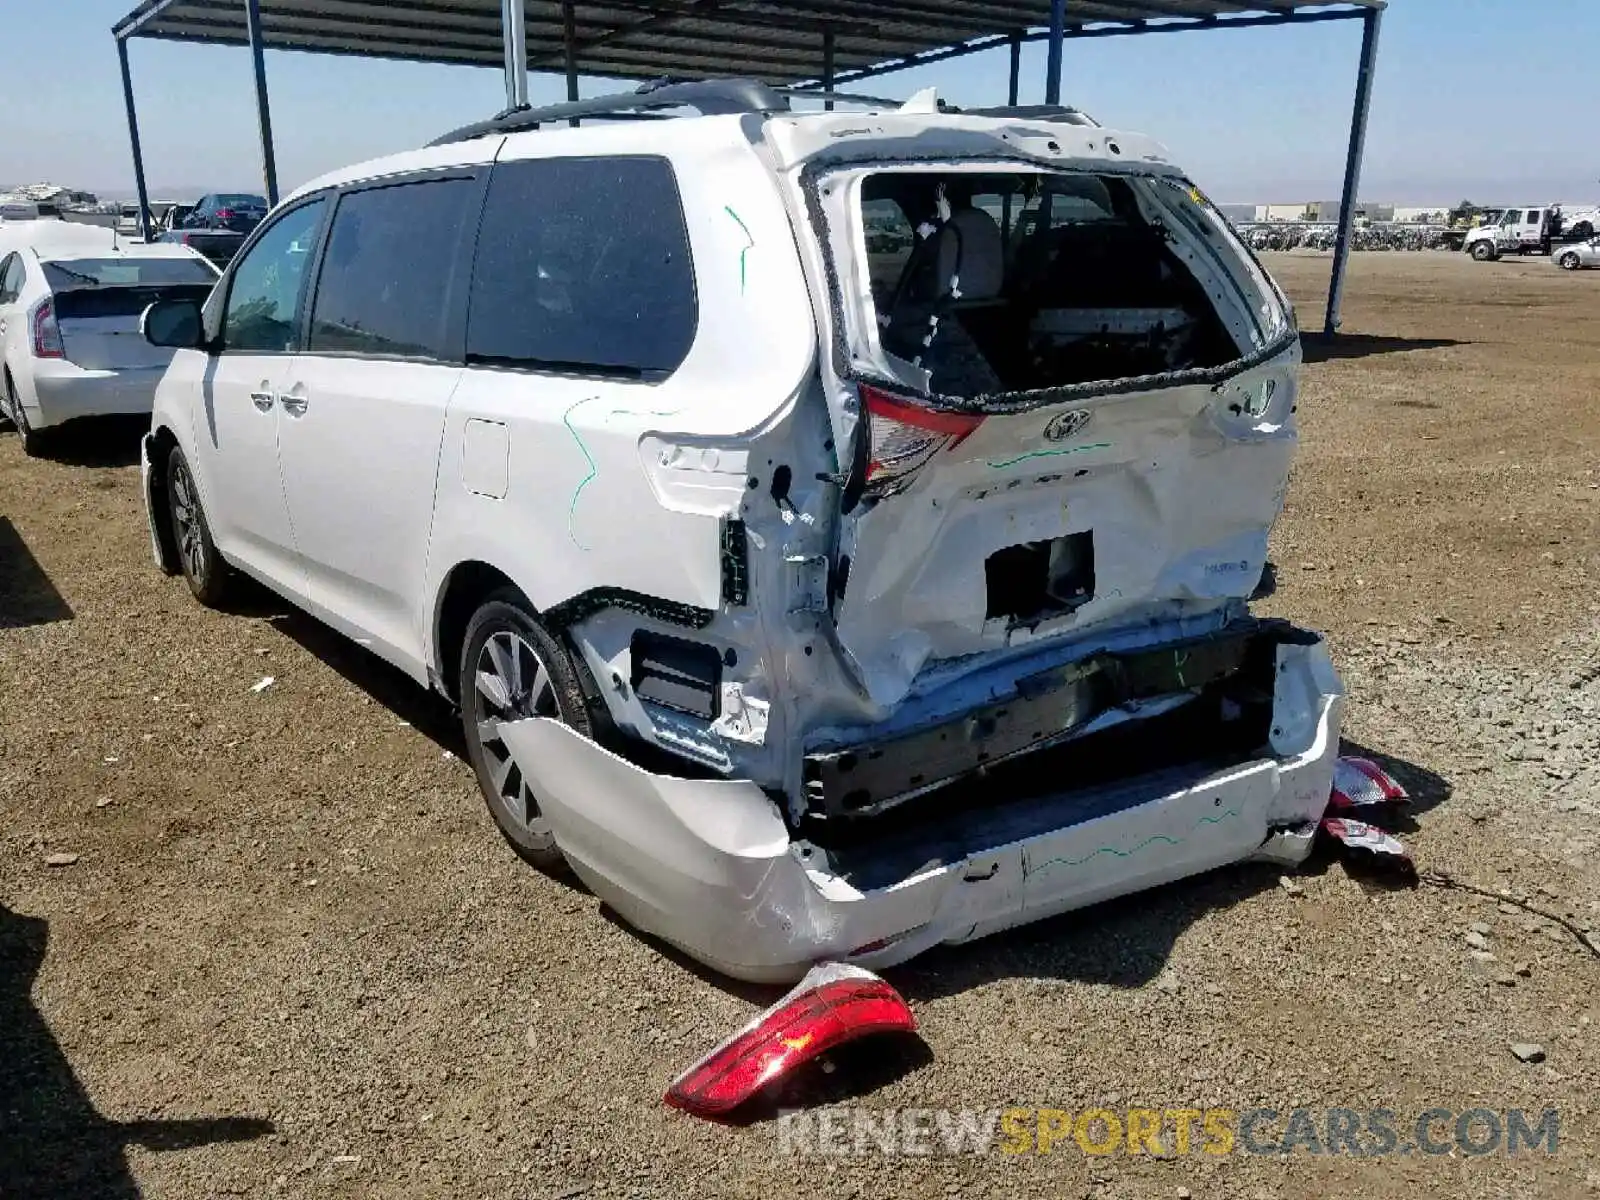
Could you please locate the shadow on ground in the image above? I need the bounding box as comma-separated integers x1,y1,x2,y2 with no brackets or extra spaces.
216,574,467,757
0,517,74,628
0,902,273,1198
27,416,148,468
1301,333,1465,363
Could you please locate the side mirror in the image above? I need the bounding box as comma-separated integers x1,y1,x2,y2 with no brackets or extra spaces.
142,298,205,349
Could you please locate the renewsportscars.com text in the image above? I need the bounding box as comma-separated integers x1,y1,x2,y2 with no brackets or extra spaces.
777,1106,1560,1158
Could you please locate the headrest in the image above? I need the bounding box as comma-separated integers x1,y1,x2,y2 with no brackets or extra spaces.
933,207,1004,300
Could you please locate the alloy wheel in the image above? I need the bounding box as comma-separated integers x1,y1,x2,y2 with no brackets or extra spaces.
472,630,560,829
169,458,207,580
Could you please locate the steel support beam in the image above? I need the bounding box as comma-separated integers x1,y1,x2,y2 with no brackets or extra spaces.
823,28,836,109
562,0,579,124
1007,28,1021,104
1324,5,1382,336
1044,0,1066,104
116,39,155,243
244,0,279,206
1003,30,1021,252
503,0,529,109
829,7,1372,86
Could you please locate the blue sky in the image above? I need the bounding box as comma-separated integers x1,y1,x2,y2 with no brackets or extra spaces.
3,1,1594,204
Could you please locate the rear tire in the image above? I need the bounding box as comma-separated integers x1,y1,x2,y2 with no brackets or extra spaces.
1469,240,1496,262
166,444,230,606
4,373,45,457
458,591,592,871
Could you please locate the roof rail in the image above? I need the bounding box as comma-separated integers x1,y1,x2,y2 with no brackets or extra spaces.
429,77,790,147
770,86,934,111
952,104,1100,127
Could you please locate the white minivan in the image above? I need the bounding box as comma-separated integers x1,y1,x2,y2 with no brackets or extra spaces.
140,80,1342,983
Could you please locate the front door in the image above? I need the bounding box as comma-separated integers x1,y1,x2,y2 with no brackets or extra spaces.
189,196,330,597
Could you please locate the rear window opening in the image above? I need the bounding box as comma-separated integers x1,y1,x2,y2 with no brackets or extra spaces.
847,168,1282,398
44,257,217,320
51,283,215,320
43,257,218,290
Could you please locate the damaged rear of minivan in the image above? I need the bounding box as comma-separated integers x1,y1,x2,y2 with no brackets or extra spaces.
501,108,1342,983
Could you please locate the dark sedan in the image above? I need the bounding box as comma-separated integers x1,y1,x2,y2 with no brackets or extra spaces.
185,193,269,234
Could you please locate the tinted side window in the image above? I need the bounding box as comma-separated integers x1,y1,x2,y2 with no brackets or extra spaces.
467,156,696,376
0,254,22,304
223,198,328,353
308,177,476,360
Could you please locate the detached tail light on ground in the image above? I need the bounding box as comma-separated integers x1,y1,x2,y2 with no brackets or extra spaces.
860,384,983,494
32,299,64,359
1328,756,1408,811
664,963,918,1119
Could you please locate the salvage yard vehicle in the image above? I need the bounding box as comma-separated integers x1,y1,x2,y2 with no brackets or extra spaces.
156,228,246,270
0,223,218,455
1554,237,1600,271
184,193,269,235
139,80,1342,983
1465,203,1600,261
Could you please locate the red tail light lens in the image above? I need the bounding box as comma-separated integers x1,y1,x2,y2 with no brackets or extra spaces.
32,299,65,359
1328,756,1408,811
214,208,235,220
664,963,918,1119
860,384,983,495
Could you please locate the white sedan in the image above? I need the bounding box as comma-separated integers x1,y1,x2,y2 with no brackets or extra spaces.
0,222,218,455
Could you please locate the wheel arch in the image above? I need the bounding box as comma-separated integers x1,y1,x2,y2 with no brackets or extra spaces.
144,425,183,576
431,560,531,703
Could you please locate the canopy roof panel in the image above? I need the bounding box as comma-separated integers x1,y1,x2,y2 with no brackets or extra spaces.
115,1,1383,83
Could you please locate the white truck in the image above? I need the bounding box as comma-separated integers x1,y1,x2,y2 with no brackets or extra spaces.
1466,203,1600,261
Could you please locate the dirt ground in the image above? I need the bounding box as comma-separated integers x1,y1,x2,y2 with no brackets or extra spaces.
2,250,1598,1199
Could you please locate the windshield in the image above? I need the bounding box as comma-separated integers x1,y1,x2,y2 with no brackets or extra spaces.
217,194,267,208
44,257,218,289
832,166,1290,398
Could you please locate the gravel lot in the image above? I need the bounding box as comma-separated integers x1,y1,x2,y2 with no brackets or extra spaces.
2,250,1598,1198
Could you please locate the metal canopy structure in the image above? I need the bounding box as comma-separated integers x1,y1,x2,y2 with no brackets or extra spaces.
113,0,1386,333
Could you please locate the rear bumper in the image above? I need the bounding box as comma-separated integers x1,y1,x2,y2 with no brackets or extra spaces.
29,362,164,428
498,631,1343,983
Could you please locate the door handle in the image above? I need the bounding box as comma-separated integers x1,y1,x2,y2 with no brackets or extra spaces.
279,392,309,417
250,391,275,413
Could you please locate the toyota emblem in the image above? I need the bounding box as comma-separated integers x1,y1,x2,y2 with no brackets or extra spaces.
1043,409,1093,442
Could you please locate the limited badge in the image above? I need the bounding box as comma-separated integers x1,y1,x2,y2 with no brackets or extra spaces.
1043,409,1093,442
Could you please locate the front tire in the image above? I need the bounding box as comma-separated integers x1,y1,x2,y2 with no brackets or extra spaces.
1469,240,1496,262
459,592,592,870
1559,252,1582,271
166,445,230,605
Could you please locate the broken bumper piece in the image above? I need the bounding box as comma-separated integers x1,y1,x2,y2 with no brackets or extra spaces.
498,632,1342,984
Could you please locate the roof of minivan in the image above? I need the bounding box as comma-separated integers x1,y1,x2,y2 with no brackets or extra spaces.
286,102,1172,205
